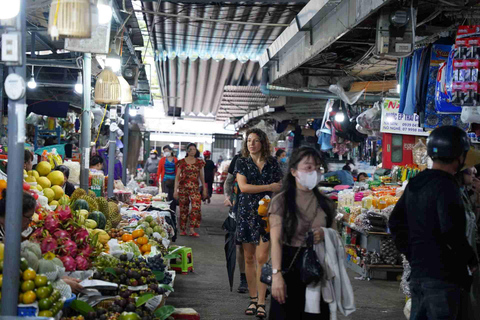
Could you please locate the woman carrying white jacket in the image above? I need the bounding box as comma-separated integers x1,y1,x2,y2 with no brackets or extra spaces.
269,147,336,319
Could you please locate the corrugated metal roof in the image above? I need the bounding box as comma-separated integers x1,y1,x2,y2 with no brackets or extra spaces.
143,1,305,119
161,56,276,118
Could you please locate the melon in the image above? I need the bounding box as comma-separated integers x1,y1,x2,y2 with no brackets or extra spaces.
43,188,55,203
28,170,40,179
25,176,36,183
49,200,59,207
51,185,64,200
88,211,106,230
47,171,64,186
72,199,89,211
36,185,43,192
37,177,51,189
37,161,51,176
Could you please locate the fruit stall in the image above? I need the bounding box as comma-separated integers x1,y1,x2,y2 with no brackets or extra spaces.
323,181,405,281
0,159,181,320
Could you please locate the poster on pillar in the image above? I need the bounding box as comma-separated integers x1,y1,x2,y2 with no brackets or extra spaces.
380,98,429,136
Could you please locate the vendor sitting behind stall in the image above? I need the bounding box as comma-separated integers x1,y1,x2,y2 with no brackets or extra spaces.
324,165,355,186
24,150,33,171
90,155,104,171
357,172,369,182
55,165,76,197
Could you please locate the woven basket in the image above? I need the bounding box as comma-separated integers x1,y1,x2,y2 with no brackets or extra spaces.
95,68,121,104
118,75,133,104
48,0,91,40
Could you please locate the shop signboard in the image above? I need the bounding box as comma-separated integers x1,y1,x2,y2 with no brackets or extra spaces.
380,98,429,136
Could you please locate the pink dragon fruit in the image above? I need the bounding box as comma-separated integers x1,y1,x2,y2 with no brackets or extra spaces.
44,215,60,234
75,255,89,270
30,227,45,243
73,228,89,246
65,224,77,235
60,255,76,271
53,229,69,240
57,239,77,257
41,236,58,254
78,245,93,259
57,207,72,221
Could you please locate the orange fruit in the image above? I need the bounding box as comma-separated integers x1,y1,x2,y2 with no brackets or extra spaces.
122,234,133,242
137,236,148,245
132,229,144,239
22,291,36,304
22,268,36,281
140,244,151,253
0,180,7,190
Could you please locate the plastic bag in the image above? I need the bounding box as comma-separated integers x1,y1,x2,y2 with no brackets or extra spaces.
461,107,480,124
300,232,324,285
63,160,80,185
413,140,428,166
356,102,382,130
329,84,365,105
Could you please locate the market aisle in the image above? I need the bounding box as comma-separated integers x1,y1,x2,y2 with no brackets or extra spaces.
167,195,406,320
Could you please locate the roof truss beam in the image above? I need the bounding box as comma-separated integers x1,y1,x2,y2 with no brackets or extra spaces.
111,0,141,66
261,0,389,83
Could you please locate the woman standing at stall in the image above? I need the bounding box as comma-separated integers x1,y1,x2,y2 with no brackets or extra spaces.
269,147,336,320
174,143,208,237
235,128,283,318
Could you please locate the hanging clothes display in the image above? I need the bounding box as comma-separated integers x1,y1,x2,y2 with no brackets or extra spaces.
423,42,469,130
402,49,423,115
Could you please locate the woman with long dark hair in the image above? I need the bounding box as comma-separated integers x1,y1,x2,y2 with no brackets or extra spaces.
269,147,336,320
235,128,283,318
174,143,208,237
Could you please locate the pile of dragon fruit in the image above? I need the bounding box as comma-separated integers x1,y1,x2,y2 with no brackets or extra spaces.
30,206,96,271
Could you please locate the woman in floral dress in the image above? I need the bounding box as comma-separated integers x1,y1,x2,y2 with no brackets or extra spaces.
235,128,283,318
174,143,208,237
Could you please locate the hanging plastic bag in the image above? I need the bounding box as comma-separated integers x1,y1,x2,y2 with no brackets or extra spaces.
329,84,365,105
461,107,480,124
413,140,428,166
357,102,382,130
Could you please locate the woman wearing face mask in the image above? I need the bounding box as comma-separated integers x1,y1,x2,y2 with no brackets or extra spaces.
235,128,283,318
269,147,336,320
158,145,178,212
275,149,288,175
144,150,160,186
174,143,208,237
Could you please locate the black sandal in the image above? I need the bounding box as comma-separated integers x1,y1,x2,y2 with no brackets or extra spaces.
245,296,258,316
256,304,267,319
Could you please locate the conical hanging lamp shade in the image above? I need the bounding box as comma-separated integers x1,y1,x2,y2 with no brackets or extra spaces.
48,0,91,40
95,68,121,104
118,75,132,104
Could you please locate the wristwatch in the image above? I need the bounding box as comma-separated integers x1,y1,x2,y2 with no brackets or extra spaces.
272,269,280,275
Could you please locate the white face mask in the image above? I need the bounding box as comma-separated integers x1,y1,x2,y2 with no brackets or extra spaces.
150,155,156,159
164,152,171,157
295,170,319,190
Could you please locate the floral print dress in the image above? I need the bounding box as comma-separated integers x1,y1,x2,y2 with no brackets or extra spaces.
234,156,283,245
177,158,205,231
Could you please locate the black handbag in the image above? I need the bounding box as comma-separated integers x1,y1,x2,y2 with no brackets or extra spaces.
260,218,318,286
260,246,303,286
300,231,324,285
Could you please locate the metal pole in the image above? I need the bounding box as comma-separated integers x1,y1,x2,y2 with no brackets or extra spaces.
122,104,130,185
1,0,26,314
107,106,116,197
80,53,92,192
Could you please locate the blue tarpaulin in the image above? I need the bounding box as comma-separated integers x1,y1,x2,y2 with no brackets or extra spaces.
27,100,69,118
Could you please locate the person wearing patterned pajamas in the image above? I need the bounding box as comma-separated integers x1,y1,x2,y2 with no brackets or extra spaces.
174,143,207,237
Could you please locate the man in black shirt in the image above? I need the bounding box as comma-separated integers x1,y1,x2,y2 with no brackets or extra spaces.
390,126,478,319
203,151,217,204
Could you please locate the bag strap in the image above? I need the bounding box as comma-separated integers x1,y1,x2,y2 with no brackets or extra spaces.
284,214,317,273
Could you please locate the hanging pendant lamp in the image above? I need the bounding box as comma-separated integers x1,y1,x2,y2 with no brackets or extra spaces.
48,0,91,40
118,75,132,104
94,68,121,104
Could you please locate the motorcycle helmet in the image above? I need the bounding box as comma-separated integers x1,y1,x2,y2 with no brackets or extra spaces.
427,126,470,160
203,150,211,158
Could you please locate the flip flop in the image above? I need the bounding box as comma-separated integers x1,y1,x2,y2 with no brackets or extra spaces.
189,232,200,237
180,231,188,236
